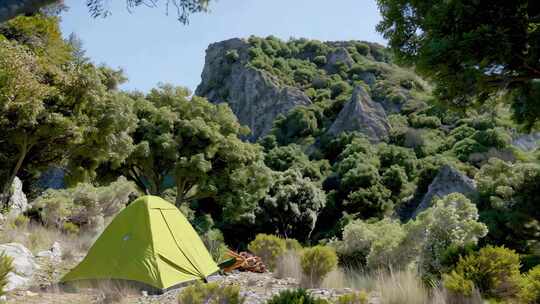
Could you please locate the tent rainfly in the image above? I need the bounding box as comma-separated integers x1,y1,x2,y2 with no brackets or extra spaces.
61,195,218,291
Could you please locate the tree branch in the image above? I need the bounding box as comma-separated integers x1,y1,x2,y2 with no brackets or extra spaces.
0,0,58,23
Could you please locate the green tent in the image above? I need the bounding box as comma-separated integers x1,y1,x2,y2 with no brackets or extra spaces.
61,195,218,291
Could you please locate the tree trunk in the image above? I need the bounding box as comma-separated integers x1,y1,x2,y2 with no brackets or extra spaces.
0,0,58,23
1,139,29,208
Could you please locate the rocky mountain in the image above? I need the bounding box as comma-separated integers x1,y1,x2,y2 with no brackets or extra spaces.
196,38,312,141
196,37,430,142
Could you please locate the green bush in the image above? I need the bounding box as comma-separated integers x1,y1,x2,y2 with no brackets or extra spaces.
247,234,286,270
285,239,303,252
335,292,369,304
225,49,240,63
201,229,228,263
62,222,80,235
519,265,540,304
410,114,442,129
300,246,338,288
0,253,13,297
443,246,522,300
12,214,29,228
177,282,244,304
266,289,328,304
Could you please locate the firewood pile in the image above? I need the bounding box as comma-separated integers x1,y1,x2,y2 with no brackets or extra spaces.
222,249,267,273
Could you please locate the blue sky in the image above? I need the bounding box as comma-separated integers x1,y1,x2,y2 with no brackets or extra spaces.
60,0,385,92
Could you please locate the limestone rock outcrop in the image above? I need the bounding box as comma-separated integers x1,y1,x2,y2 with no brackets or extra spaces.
196,38,312,141
5,177,28,217
326,86,391,142
412,165,478,218
0,243,39,291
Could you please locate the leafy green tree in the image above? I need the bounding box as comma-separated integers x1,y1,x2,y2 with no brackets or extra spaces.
376,0,540,127
259,169,326,242
264,144,329,181
113,85,271,223
0,15,137,205
475,158,540,253
410,193,488,276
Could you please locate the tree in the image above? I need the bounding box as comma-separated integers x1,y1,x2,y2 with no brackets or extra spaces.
110,85,271,223
0,15,137,205
258,169,326,242
475,158,540,253
376,0,540,127
0,0,211,24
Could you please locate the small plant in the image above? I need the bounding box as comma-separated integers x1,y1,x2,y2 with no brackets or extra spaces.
201,229,227,263
12,214,29,228
442,245,522,300
0,253,14,296
300,246,338,288
266,289,328,304
519,265,540,304
335,291,369,304
62,221,80,235
285,238,302,252
247,234,286,270
177,282,244,304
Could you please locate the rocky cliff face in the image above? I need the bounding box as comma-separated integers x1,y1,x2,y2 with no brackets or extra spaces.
327,86,391,142
196,38,312,141
412,165,478,218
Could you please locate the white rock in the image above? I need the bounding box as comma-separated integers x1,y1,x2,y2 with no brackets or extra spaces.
0,243,39,291
4,272,30,291
36,241,62,261
0,295,6,302
7,177,28,217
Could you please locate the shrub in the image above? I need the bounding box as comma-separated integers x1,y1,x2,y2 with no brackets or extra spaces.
313,55,327,66
225,49,240,63
410,114,442,129
12,214,29,228
300,246,338,288
34,176,138,231
247,234,286,270
200,229,227,263
334,218,407,271
266,289,328,304
519,265,540,303
442,246,522,300
62,221,80,235
413,193,488,276
335,291,368,304
0,253,13,296
177,282,244,304
285,239,302,252
452,138,485,162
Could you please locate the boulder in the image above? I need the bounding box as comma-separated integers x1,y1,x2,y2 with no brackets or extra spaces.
0,243,39,291
196,38,312,141
326,86,391,142
36,241,62,261
7,177,28,217
324,47,354,73
512,132,540,151
412,165,477,218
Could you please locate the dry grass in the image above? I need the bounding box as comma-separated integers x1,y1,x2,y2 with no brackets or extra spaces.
274,250,303,281
274,253,484,304
322,267,376,291
94,280,138,304
376,270,430,304
0,216,98,255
